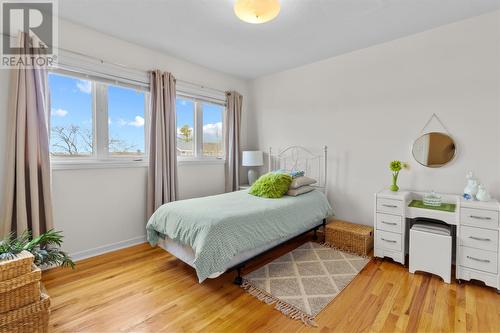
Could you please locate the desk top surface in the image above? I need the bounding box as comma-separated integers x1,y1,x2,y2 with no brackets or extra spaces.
377,189,500,212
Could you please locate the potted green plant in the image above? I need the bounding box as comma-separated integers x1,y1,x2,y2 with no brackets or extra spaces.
389,160,408,192
0,229,74,269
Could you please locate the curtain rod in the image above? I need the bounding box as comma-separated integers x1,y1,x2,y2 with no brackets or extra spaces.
1,32,228,95
61,47,228,95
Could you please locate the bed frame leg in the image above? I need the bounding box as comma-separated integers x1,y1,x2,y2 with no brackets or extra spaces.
313,218,327,242
234,266,244,285
313,227,318,241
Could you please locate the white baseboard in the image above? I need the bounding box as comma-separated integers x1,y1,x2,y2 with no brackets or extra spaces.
69,235,147,262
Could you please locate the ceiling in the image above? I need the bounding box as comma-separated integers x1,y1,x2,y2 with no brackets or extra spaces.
58,0,500,79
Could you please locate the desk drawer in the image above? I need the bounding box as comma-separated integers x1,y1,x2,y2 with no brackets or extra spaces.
376,213,402,233
377,198,403,215
459,246,497,274
461,208,499,229
460,226,498,252
375,230,402,252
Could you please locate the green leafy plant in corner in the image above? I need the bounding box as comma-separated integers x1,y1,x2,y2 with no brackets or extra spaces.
389,160,409,192
0,229,75,269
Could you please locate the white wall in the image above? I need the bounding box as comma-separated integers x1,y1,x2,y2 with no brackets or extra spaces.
249,11,500,226
0,19,250,259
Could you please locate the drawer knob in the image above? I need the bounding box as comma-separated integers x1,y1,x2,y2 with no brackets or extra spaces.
382,221,397,226
470,215,492,221
381,238,397,243
468,236,491,242
467,255,490,263
382,204,398,208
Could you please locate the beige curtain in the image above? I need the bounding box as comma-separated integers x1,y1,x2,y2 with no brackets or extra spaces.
224,91,243,192
147,70,178,218
1,33,54,238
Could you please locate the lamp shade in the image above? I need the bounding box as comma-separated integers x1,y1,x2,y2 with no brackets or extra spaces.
242,151,264,167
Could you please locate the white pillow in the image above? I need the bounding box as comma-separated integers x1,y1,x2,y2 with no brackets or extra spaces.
287,186,314,196
289,176,317,189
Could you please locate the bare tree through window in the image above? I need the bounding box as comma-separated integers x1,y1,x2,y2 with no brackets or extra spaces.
51,125,137,157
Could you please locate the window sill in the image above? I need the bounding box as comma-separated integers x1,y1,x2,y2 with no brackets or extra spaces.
177,158,225,166
51,159,148,171
51,157,225,170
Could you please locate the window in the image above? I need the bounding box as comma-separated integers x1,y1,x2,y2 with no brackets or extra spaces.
108,85,146,157
202,102,224,158
49,74,93,157
176,98,195,157
176,97,225,160
48,71,148,163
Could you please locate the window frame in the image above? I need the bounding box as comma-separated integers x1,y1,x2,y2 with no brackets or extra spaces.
49,69,150,170
175,93,226,164
49,68,227,170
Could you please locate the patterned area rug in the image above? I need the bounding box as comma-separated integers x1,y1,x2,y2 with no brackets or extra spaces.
241,242,370,326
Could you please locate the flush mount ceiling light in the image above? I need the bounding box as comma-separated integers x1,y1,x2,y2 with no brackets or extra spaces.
234,0,281,24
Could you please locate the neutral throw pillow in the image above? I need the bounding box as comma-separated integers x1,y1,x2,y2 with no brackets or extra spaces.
287,186,314,196
249,173,293,198
289,176,317,189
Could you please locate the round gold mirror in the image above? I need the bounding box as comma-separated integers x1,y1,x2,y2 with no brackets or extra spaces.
412,132,456,168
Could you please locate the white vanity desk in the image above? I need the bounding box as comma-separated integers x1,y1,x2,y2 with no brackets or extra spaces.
374,189,500,292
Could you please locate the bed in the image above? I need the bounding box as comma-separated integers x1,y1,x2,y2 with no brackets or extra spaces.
146,146,333,283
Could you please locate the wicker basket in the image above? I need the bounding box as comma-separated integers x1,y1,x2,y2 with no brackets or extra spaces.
0,266,41,313
0,293,50,333
0,251,34,281
325,220,374,256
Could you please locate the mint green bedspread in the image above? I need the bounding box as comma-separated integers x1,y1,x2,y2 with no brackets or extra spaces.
146,190,333,282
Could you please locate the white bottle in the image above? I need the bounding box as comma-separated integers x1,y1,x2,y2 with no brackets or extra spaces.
463,171,478,200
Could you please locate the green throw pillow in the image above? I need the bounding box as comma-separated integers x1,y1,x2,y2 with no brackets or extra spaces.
249,173,292,198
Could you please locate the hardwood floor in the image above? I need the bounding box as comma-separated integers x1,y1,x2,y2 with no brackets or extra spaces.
42,234,500,332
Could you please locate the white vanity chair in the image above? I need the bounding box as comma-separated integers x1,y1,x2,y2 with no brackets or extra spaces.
409,221,452,283
374,189,500,292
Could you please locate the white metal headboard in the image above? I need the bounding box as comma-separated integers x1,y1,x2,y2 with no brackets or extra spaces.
268,145,328,195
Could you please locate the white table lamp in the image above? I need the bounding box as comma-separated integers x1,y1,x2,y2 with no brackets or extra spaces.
242,151,264,185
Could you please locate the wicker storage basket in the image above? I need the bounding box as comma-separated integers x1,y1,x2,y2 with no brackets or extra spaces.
0,266,41,313
0,293,50,333
325,220,374,256
0,251,34,281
